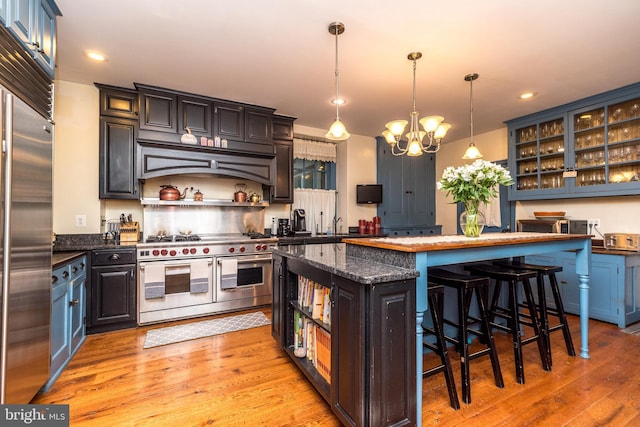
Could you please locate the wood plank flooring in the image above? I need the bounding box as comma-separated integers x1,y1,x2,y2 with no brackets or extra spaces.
33,308,640,426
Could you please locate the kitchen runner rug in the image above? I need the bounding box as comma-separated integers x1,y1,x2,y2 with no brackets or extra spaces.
143,311,270,349
621,323,640,336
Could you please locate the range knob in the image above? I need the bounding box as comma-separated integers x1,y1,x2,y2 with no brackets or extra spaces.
182,248,189,255
152,249,160,256
190,248,197,254
261,244,268,250
160,249,168,256
239,246,246,253
169,250,177,256
203,247,210,254
255,244,262,251
229,247,235,253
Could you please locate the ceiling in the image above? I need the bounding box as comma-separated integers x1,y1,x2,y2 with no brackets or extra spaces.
54,0,640,143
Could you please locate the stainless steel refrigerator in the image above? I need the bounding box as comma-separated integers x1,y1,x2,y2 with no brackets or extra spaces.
0,85,53,403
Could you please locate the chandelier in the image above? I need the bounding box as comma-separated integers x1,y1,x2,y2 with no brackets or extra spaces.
325,22,350,141
382,52,450,156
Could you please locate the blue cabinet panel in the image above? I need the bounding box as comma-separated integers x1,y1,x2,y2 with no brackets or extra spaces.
508,82,640,200
527,251,640,328
43,254,86,392
49,266,70,380
376,136,437,234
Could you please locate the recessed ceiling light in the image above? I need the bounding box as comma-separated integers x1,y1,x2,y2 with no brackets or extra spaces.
86,51,106,61
519,92,536,100
331,97,346,106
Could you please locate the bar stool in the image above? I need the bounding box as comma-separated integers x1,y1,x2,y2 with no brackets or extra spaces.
422,283,460,410
464,263,551,384
427,267,504,404
494,259,576,366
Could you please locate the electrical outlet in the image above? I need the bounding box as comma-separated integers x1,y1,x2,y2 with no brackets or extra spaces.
587,219,600,229
75,214,87,227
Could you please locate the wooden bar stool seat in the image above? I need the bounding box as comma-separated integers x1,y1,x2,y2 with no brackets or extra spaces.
494,260,576,366
464,263,551,384
427,267,504,405
422,283,460,410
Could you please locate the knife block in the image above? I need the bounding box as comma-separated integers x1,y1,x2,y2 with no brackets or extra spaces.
119,222,140,242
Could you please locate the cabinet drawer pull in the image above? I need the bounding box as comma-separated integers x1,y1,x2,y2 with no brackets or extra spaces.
72,266,78,273
62,271,69,279
109,254,121,260
560,280,567,284
69,299,80,306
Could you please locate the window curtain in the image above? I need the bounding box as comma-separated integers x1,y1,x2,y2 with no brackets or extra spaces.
293,138,336,162
293,189,336,234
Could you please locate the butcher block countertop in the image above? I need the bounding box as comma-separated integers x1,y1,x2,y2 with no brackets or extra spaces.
342,232,593,253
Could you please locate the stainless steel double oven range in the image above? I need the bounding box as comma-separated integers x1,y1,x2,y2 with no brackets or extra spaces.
136,233,276,325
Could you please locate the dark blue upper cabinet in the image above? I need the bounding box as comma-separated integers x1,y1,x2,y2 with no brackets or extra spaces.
507,82,640,200
6,0,60,78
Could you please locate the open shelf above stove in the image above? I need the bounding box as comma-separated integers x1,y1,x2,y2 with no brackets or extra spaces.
140,198,270,207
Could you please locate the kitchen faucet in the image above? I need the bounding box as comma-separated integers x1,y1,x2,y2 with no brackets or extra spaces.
333,217,343,235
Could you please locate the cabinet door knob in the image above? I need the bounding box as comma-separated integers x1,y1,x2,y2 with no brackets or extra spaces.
69,299,80,306
72,266,78,273
62,271,69,279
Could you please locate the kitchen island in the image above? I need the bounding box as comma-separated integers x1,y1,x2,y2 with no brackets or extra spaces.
343,232,592,426
272,233,591,425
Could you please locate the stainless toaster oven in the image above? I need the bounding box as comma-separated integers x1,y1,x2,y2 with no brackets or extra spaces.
517,219,588,234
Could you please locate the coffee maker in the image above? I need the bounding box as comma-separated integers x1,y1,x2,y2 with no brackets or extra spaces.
292,209,306,232
277,218,290,237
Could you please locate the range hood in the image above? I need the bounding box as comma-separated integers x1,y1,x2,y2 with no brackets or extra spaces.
137,140,275,186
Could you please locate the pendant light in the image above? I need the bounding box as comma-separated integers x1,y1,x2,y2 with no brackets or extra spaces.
462,73,483,159
325,22,350,141
382,52,450,156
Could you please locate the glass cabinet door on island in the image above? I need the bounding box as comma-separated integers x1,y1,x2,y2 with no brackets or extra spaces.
508,82,640,200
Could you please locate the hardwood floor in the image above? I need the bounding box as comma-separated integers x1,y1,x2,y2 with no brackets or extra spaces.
33,308,640,426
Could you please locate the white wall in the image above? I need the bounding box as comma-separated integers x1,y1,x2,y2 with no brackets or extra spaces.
53,81,102,233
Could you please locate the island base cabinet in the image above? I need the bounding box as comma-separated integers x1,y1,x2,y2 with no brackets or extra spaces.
333,276,416,427
281,257,416,427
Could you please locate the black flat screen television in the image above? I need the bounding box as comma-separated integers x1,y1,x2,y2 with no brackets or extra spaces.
356,184,383,204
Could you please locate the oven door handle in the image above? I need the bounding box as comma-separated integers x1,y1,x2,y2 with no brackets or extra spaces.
216,256,272,266
139,260,213,270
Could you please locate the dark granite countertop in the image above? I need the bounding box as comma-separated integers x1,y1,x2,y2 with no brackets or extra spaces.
52,251,86,268
53,233,138,252
272,243,418,285
277,233,384,245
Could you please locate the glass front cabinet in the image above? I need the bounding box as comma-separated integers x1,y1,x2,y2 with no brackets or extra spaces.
507,82,640,200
